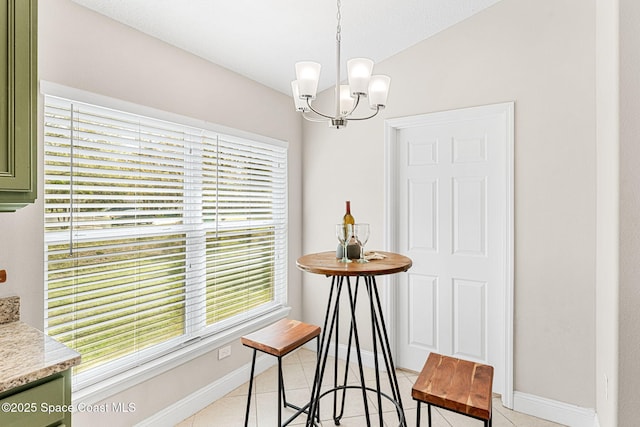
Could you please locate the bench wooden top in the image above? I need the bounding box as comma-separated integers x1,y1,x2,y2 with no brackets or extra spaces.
412,353,494,421
241,319,320,357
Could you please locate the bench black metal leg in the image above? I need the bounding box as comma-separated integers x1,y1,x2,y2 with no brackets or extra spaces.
245,349,257,427
247,340,322,427
281,336,322,427
414,401,432,427
278,357,283,426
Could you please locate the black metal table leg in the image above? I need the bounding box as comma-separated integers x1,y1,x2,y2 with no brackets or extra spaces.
365,277,384,426
298,251,412,427
305,273,408,427
370,276,406,425
306,276,343,426
345,276,372,426
333,276,362,425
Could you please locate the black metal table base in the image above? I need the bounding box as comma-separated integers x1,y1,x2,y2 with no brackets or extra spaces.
306,275,406,426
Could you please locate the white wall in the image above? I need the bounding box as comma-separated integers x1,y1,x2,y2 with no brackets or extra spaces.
302,0,596,410
0,0,303,425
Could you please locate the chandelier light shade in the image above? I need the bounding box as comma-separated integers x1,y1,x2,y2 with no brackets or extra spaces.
368,75,391,108
291,0,391,129
339,85,355,115
294,62,322,99
347,58,374,96
291,81,310,112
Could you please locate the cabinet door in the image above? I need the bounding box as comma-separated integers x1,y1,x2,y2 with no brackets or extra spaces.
0,0,37,211
0,375,67,427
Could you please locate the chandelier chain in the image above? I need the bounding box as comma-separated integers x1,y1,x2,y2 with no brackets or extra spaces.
336,0,341,43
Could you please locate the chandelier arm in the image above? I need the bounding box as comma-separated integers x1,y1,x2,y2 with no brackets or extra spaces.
301,111,331,123
343,95,362,118
306,98,337,120
343,106,382,121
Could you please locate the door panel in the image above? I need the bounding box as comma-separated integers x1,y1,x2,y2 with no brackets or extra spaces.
408,179,438,252
452,177,487,256
394,104,512,398
453,278,486,360
407,274,438,351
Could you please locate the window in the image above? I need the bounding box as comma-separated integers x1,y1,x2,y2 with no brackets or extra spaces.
43,90,288,391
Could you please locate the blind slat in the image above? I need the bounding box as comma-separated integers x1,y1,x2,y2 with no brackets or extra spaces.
44,93,287,390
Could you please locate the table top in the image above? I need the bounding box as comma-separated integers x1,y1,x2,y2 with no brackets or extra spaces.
296,251,412,277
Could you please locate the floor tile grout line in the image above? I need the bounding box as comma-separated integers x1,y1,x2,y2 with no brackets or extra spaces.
177,348,564,426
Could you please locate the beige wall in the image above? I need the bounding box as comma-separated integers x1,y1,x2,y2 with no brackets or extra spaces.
302,0,596,409
0,0,303,425
592,1,640,426
4,0,628,423
618,0,640,425
595,0,619,425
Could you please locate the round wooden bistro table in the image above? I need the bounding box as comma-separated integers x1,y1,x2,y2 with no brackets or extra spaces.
297,251,412,427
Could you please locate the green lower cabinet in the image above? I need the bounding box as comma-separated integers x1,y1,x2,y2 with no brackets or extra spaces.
0,370,72,427
0,0,38,212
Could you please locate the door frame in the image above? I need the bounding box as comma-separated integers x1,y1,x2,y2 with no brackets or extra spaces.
382,102,515,408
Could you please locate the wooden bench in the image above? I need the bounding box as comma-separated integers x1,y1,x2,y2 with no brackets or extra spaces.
411,352,494,427
241,318,321,427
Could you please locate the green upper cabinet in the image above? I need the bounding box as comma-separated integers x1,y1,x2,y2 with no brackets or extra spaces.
0,0,37,212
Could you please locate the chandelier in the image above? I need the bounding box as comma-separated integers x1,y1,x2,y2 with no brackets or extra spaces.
290,0,391,129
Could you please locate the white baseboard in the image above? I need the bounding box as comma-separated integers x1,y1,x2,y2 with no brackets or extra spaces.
133,354,277,427
137,345,600,427
512,391,597,427
136,341,380,426
594,413,601,427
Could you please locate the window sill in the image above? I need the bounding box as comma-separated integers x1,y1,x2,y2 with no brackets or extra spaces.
72,306,291,406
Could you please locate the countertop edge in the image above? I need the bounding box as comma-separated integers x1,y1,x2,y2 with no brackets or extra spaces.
0,355,81,394
0,321,81,394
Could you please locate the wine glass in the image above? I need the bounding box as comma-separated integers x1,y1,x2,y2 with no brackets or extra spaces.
336,223,353,263
354,223,370,263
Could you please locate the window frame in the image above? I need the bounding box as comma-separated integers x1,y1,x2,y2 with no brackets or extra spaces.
41,81,290,404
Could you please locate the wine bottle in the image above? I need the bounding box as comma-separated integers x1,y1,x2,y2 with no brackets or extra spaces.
337,201,360,259
343,201,355,226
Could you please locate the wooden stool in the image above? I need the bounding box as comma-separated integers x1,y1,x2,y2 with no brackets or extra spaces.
412,353,494,427
241,318,321,427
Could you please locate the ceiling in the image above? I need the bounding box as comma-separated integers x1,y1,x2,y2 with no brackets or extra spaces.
70,0,502,95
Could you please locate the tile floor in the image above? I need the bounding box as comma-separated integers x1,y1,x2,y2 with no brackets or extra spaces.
176,348,564,427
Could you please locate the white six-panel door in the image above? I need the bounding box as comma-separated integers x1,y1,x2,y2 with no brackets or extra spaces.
386,103,513,402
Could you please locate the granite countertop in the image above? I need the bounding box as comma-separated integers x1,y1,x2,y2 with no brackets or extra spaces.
0,297,81,394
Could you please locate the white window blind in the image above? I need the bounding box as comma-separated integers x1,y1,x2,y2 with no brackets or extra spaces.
43,94,287,391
